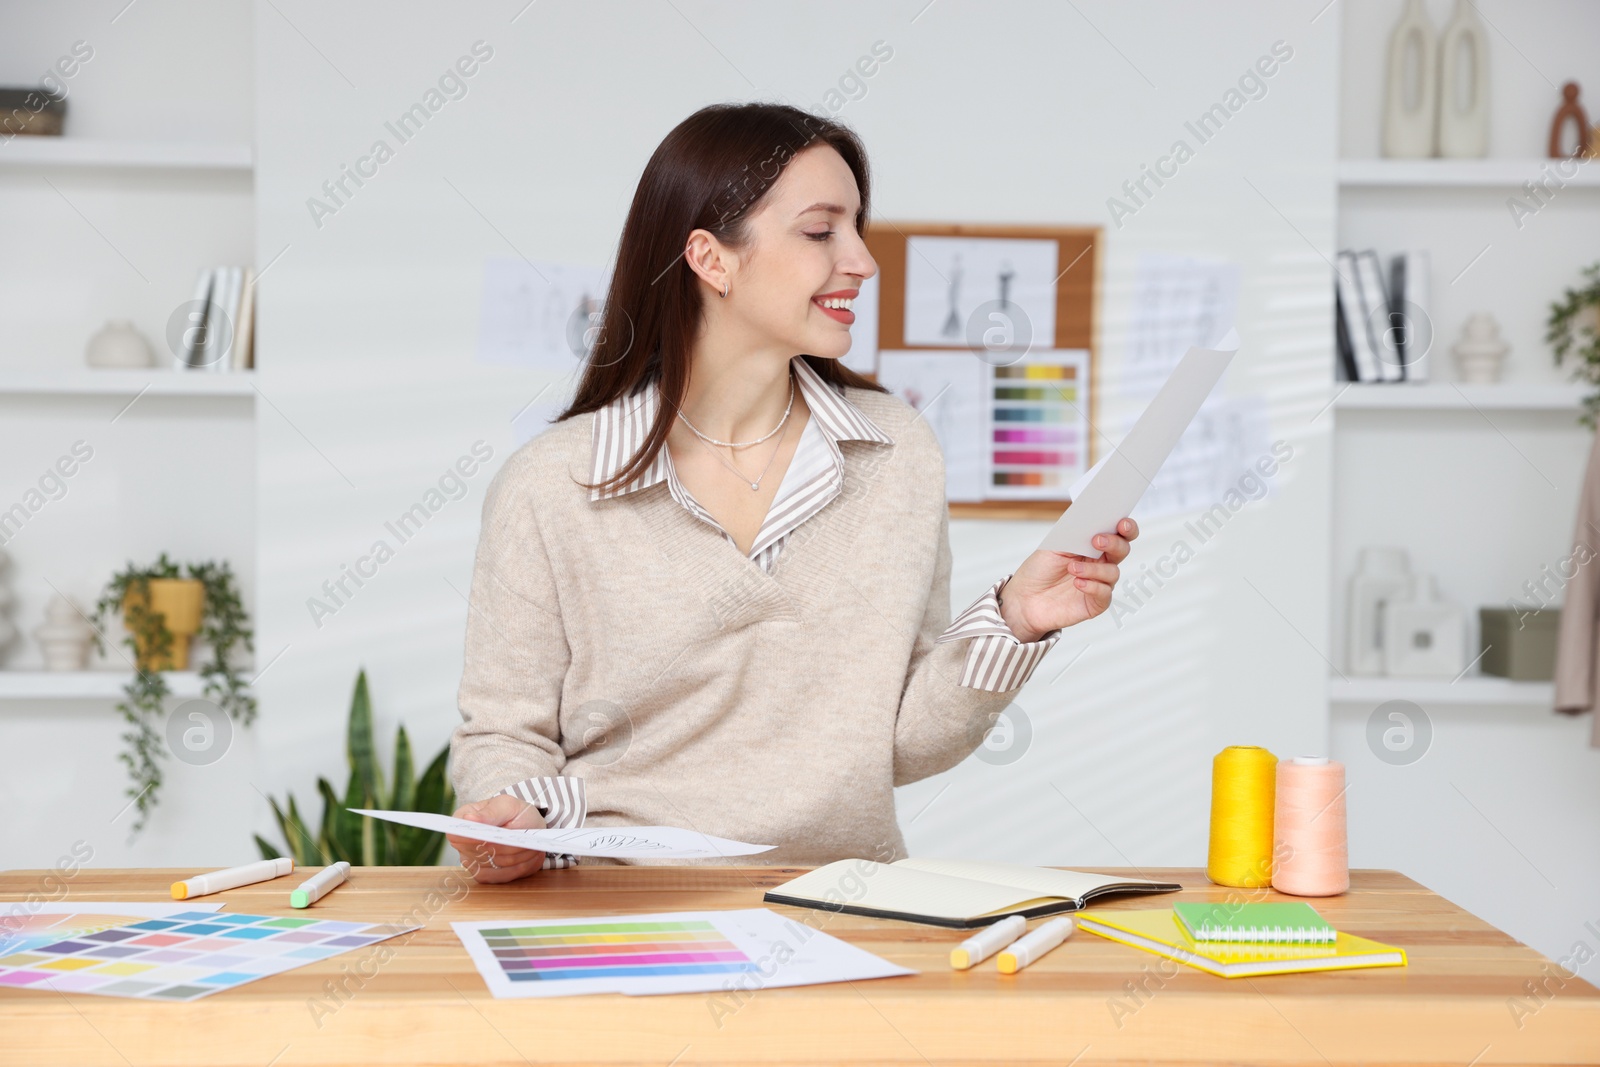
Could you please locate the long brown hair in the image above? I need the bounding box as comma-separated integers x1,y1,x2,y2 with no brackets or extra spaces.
556,102,888,496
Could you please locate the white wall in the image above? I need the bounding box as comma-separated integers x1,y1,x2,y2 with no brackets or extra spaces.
1331,0,1600,965
250,0,1334,882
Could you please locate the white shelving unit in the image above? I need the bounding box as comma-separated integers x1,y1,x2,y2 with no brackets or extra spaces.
1338,158,1600,188
1334,382,1589,411
0,671,211,700
0,369,256,397
0,138,253,171
1329,675,1555,706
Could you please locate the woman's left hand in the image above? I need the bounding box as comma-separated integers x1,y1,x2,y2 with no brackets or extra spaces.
997,518,1139,642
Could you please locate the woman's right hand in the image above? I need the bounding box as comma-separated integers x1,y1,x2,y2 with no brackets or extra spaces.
448,794,549,884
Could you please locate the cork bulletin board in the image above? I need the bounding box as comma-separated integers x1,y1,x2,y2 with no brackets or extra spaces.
858,223,1102,520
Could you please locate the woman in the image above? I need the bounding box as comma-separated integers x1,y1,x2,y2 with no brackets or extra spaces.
447,102,1138,882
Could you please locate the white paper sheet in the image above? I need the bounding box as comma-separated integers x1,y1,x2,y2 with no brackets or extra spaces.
1037,330,1238,557
903,236,1057,348
349,809,775,858
453,908,913,998
875,350,989,501
838,271,881,375
475,257,610,372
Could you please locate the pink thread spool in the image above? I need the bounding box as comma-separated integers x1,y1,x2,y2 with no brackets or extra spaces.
1271,756,1350,896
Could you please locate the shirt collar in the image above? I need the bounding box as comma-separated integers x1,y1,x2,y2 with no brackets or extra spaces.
589,356,892,501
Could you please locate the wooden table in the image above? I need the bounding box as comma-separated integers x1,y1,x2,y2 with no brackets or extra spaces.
1,866,1595,1066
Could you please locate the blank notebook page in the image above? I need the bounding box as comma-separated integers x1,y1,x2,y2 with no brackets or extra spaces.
773,862,1060,920
893,858,1147,900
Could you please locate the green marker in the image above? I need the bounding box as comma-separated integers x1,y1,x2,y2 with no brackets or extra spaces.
290,860,350,908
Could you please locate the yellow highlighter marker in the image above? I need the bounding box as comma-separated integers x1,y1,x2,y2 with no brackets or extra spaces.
997,916,1075,974
949,914,1026,970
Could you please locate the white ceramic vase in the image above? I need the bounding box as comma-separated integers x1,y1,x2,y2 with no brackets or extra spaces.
1349,547,1412,676
85,320,155,369
1383,0,1438,158
1452,313,1509,383
33,593,96,671
1437,0,1490,157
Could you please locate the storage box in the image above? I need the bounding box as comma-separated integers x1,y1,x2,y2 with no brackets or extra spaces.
1478,607,1560,681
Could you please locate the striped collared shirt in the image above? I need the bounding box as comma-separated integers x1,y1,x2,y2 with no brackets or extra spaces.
496,356,1061,870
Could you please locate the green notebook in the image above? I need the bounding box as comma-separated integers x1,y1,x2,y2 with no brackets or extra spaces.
1172,902,1336,943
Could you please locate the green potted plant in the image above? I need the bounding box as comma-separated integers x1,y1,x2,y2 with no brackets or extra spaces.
256,669,456,866
1545,260,1600,428
92,553,254,832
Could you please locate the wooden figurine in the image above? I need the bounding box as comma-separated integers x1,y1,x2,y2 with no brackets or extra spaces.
1549,81,1591,158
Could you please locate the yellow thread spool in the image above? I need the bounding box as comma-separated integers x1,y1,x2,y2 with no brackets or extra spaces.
1207,745,1278,887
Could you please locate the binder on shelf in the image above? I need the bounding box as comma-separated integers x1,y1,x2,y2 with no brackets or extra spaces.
1334,284,1360,383
232,268,256,370
1354,250,1403,382
1388,250,1431,382
185,264,253,373
181,267,215,369
1335,251,1380,382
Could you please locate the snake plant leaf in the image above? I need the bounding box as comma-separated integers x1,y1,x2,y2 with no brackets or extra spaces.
254,834,282,861
317,777,357,865
391,725,416,812
395,746,454,865
347,669,382,809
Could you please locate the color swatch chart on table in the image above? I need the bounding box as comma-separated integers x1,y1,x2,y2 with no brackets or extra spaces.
0,911,417,1001
453,908,912,999
482,917,754,983
988,350,1090,496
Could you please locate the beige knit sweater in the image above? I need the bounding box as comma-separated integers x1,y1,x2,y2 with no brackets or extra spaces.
450,385,1026,865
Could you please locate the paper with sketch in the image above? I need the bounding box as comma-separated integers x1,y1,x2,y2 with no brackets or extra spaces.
350,809,775,858
453,908,911,998
1037,329,1238,557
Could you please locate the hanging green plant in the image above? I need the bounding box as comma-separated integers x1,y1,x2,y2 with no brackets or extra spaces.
1545,260,1600,429
255,669,456,866
91,552,255,833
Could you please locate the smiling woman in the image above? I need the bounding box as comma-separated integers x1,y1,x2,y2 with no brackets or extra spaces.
445,102,1139,881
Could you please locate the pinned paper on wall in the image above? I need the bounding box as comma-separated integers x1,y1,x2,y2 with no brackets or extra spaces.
839,271,881,376
476,257,611,373
903,236,1058,349
453,908,912,999
352,809,776,858
1125,252,1240,395
875,350,989,502
986,349,1092,500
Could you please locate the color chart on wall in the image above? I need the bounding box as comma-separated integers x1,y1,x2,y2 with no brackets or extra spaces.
0,911,417,1001
453,908,912,999
987,348,1091,499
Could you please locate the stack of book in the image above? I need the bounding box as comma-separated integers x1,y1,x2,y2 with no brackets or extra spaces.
179,265,256,371
1077,901,1407,978
1335,249,1430,383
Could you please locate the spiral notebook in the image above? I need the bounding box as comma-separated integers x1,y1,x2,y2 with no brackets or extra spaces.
1078,909,1406,979
1172,902,1335,944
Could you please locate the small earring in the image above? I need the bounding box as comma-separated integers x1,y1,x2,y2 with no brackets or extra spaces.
720,280,729,298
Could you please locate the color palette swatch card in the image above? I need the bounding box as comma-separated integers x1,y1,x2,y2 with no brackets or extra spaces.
987,348,1091,500
0,910,418,1001
453,908,913,998
1,903,223,956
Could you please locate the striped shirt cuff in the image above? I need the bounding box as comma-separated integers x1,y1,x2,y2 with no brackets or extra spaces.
935,575,1062,692
497,775,587,869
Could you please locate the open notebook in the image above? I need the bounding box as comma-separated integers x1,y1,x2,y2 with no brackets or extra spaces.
762,858,1182,929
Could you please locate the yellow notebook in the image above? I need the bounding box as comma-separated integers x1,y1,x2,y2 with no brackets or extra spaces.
1077,909,1407,978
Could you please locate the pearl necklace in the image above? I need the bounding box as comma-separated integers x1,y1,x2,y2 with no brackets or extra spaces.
675,373,796,491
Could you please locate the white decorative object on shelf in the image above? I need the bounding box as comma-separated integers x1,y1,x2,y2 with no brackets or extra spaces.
0,549,15,666
85,320,155,369
1348,547,1412,676
1436,0,1489,158
1451,313,1509,383
32,594,96,672
1382,573,1467,678
1383,0,1438,158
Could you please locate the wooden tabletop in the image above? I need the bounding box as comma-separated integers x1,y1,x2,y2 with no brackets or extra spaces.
1,865,1595,1066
